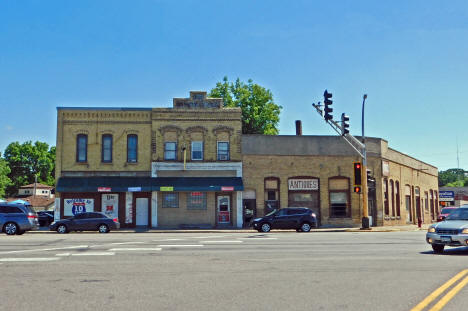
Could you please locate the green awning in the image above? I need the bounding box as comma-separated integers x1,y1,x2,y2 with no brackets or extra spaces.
57,177,243,192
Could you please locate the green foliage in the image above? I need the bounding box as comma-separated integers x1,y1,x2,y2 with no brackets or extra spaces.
209,76,282,135
438,168,467,187
0,156,12,198
3,141,56,196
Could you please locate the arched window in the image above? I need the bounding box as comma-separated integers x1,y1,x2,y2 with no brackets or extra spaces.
127,135,138,163
395,181,400,217
76,134,88,163
384,178,389,216
102,134,113,163
390,180,395,216
329,177,350,218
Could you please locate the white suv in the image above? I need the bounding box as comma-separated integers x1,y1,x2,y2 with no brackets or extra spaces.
426,206,468,253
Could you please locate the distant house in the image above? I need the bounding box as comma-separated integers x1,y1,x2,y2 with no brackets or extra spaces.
6,196,55,212
18,183,54,198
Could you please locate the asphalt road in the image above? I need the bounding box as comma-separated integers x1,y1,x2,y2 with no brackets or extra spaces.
1,231,467,311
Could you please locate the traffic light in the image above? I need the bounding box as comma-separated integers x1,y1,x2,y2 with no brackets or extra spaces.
353,162,362,186
341,113,349,135
323,90,333,121
353,186,361,193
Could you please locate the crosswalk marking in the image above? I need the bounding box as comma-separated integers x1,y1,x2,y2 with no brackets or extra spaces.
203,240,243,243
111,242,145,245
108,248,162,251
0,245,89,255
158,245,204,247
72,252,115,256
0,257,60,262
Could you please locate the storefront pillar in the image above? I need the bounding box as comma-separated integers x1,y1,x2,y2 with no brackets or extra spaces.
54,197,61,221
151,191,158,228
236,191,243,228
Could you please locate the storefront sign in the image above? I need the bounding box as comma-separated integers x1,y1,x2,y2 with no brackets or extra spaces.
128,187,141,192
64,198,94,216
98,187,111,192
288,179,319,191
160,186,174,191
439,191,455,202
221,186,234,191
102,194,119,219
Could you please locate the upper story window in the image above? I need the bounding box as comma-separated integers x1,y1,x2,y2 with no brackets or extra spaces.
164,142,177,160
102,134,113,163
217,142,230,161
76,134,88,163
191,141,203,160
127,135,138,163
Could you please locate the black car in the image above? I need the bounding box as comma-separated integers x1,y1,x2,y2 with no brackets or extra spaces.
251,207,317,232
38,211,54,227
49,212,120,233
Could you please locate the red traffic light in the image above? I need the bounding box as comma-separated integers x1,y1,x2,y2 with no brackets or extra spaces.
356,164,360,169
354,186,361,193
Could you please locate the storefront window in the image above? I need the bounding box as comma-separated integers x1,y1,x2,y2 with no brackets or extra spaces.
384,179,389,215
395,181,400,217
162,193,178,208
328,177,350,218
187,192,207,210
264,177,280,212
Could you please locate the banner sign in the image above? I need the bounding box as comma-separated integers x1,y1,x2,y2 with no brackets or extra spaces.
288,179,319,191
102,194,119,219
98,187,111,192
160,186,174,191
128,187,141,192
221,186,234,191
64,198,94,216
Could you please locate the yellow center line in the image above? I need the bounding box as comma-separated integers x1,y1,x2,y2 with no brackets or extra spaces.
411,269,468,311
429,275,468,311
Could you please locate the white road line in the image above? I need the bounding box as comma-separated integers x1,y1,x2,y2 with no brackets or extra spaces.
111,242,145,245
108,248,162,251
72,252,115,256
55,253,71,257
203,240,243,243
0,257,60,262
238,237,278,240
152,238,186,242
189,236,226,239
0,245,89,255
158,245,204,248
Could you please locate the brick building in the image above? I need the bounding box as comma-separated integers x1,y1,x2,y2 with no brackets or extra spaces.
55,91,439,228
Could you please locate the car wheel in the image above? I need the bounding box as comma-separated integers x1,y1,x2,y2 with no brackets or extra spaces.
300,223,311,232
16,230,25,235
98,224,109,233
4,222,18,235
57,224,68,234
260,223,271,233
432,244,445,254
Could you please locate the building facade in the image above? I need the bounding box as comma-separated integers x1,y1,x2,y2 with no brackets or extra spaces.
55,92,244,228
55,91,439,228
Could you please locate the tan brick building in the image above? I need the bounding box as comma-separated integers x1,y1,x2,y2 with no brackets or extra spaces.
55,91,439,229
55,92,244,228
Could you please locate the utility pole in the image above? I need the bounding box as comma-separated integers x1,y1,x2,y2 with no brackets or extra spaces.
312,91,370,229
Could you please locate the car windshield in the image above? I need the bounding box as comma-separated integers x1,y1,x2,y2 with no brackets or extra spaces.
441,208,456,214
445,209,468,221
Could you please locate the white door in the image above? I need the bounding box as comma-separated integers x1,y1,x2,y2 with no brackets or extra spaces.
136,198,148,226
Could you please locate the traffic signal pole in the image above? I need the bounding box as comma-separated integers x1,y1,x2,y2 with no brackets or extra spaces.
312,91,370,229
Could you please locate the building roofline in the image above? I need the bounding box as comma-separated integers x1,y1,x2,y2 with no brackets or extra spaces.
387,147,438,170
56,107,152,111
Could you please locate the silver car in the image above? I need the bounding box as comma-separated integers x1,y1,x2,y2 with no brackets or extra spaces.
426,206,468,253
0,203,39,235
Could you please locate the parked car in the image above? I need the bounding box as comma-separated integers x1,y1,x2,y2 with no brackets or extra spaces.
437,207,457,222
251,207,317,232
38,211,54,227
0,203,39,235
426,205,468,253
49,212,120,233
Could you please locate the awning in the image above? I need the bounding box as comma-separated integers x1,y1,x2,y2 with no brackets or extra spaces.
57,177,243,193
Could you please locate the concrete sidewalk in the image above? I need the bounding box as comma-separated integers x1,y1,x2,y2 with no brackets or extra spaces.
32,224,430,234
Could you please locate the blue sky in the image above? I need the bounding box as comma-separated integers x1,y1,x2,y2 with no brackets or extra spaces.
1,0,467,170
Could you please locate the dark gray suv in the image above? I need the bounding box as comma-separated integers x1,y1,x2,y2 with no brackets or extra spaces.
0,203,39,235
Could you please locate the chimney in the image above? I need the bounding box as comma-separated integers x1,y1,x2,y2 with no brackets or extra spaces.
295,120,302,135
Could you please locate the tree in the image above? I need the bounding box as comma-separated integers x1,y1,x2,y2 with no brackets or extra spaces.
0,154,12,198
438,168,466,187
209,76,282,135
3,141,56,196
